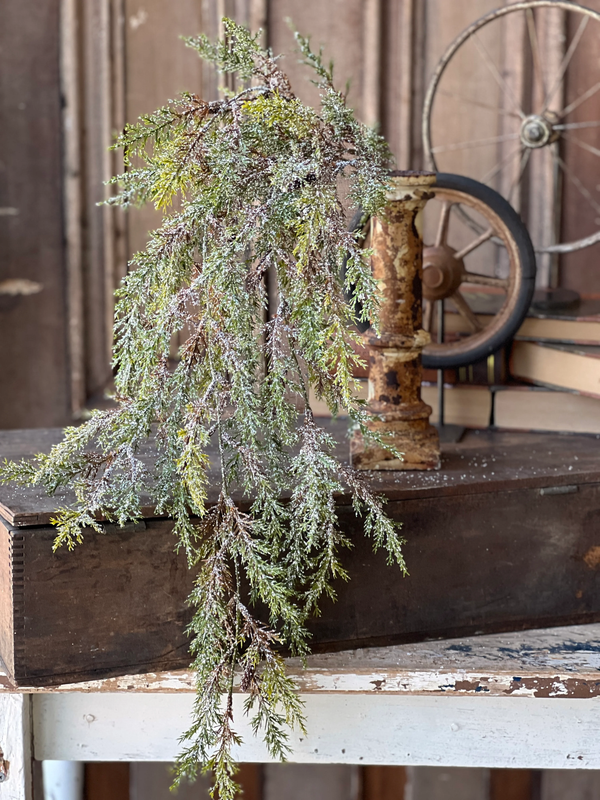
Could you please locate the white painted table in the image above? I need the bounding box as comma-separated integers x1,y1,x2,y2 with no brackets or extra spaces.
3,623,600,798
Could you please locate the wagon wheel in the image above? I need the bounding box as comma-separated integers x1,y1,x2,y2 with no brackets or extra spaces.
421,173,535,369
349,174,536,370
423,1,600,255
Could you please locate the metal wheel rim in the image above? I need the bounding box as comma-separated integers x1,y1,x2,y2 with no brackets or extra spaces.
422,0,600,255
422,186,522,360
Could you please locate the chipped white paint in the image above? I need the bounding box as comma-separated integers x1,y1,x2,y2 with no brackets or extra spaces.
3,624,600,772
32,693,600,768
0,695,32,800
6,623,600,699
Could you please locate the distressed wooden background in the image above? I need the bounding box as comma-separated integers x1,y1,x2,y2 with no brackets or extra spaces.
2,0,599,426
2,5,600,798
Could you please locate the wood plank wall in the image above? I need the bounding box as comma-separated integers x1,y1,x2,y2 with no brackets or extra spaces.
3,0,600,421
560,0,600,294
61,0,123,414
0,0,71,428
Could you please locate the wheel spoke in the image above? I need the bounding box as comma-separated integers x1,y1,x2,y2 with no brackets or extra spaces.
559,80,600,119
462,272,509,289
542,14,589,114
508,148,531,206
454,228,494,261
423,299,433,333
472,31,526,120
554,120,600,131
425,6,600,257
526,8,547,101
431,132,520,155
435,201,453,247
481,145,523,185
437,89,521,119
553,150,600,216
562,132,600,160
450,291,483,333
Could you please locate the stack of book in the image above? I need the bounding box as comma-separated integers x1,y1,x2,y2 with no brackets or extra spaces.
309,379,493,428
502,296,600,434
441,293,600,434
315,294,600,434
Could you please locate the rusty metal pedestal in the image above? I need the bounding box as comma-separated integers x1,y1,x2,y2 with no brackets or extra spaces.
351,171,440,471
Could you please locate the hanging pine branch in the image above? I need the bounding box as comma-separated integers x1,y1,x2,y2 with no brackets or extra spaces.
1,20,406,798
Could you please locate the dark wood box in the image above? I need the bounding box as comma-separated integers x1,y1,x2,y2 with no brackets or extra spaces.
1,426,600,687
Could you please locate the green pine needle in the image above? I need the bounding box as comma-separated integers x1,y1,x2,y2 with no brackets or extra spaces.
0,20,405,797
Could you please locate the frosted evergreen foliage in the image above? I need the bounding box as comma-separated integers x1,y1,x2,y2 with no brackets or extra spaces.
1,21,406,798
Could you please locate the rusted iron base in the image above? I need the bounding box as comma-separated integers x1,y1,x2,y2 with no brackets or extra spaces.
351,332,440,470
351,171,441,471
351,418,440,471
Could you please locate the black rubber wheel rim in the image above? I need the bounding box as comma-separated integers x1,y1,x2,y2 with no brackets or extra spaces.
345,173,536,370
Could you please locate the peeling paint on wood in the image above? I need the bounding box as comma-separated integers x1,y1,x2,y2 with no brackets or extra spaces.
0,694,32,799
3,624,600,699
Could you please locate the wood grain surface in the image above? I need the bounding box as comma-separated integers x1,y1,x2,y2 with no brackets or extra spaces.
0,0,71,428
0,426,599,686
2,517,196,686
0,425,598,526
5,621,600,697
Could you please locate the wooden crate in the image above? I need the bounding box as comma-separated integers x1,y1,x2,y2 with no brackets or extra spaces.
1,425,600,687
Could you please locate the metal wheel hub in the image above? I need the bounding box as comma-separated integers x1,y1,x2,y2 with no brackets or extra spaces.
422,244,464,302
520,114,558,149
